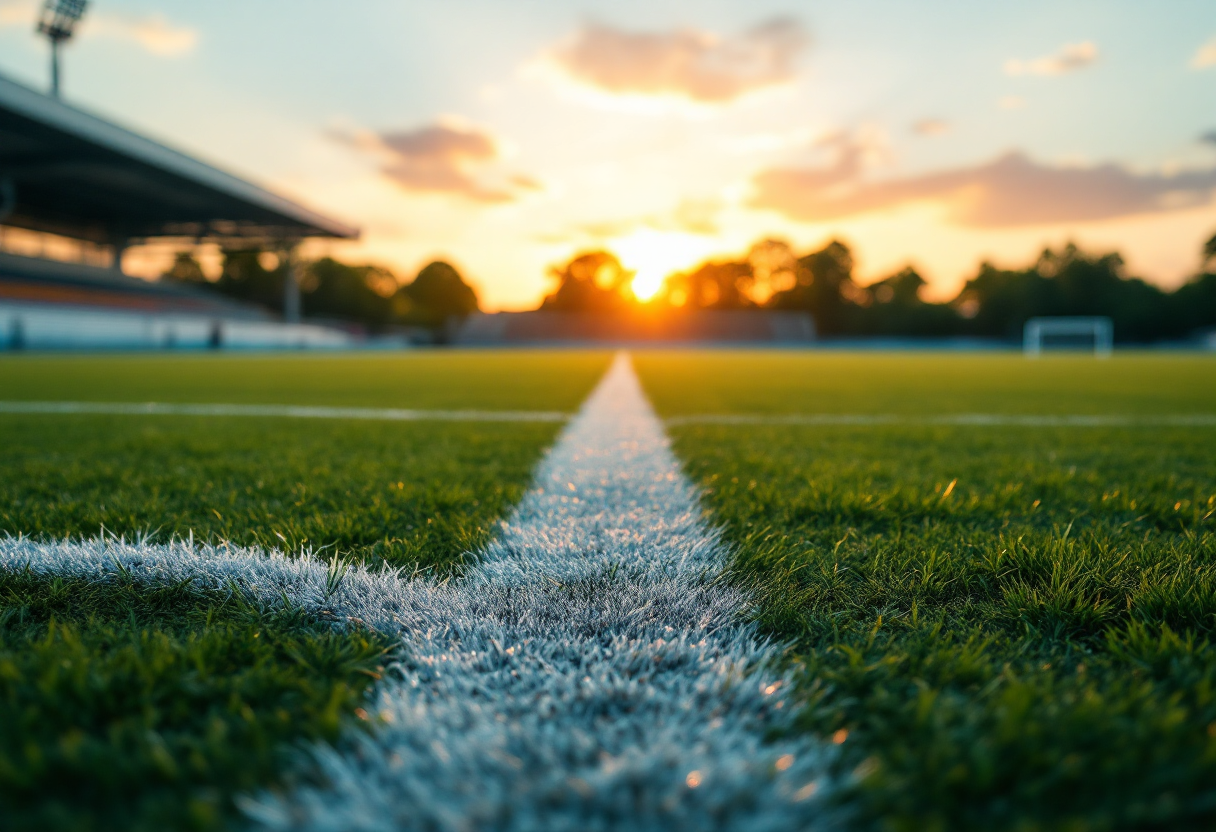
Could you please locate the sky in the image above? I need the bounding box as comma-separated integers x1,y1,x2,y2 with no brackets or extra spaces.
2,0,1216,309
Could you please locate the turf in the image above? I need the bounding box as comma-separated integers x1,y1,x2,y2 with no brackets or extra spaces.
636,351,1216,415
0,415,557,571
635,351,1216,832
0,351,611,570
0,570,392,832
0,350,612,830
0,351,610,410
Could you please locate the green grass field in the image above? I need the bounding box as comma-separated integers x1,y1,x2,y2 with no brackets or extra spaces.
0,415,557,570
5,348,1215,831
0,352,609,409
0,352,610,569
635,351,1216,831
637,351,1216,415
0,351,610,832
1,573,391,832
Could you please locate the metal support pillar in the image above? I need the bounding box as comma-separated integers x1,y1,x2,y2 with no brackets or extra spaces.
111,236,127,274
50,39,61,97
281,244,301,324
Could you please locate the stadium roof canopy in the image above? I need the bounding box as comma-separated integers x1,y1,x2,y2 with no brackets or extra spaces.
0,72,359,245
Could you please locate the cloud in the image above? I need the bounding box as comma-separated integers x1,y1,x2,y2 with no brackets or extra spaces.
911,119,950,136
0,1,196,56
1193,36,1216,69
1005,41,1097,76
0,0,31,26
335,121,534,203
93,14,197,56
536,18,808,104
539,198,724,245
752,140,1216,227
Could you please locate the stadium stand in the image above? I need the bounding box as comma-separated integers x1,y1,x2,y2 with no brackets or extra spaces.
0,71,358,349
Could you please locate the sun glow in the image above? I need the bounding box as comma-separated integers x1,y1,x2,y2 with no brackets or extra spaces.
612,229,714,302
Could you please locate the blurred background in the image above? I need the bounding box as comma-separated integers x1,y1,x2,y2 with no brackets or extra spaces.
1,0,1215,348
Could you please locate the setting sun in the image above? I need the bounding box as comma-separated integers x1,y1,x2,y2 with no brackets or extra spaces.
611,230,713,302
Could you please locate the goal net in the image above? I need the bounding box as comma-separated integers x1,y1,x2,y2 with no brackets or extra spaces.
1023,316,1113,357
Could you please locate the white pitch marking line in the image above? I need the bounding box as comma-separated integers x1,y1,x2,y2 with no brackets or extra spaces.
0,401,569,423
8,402,1210,428
247,351,840,830
666,413,1216,427
0,354,841,830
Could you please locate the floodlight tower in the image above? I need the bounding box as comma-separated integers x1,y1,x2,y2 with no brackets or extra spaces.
36,0,88,98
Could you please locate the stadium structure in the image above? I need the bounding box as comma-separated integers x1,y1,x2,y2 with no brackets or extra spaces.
455,310,816,345
0,71,359,350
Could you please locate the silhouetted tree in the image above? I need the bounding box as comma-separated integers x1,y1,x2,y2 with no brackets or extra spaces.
955,244,1187,342
1204,232,1216,270
210,249,287,313
397,260,480,328
746,239,798,304
770,239,858,334
540,251,634,313
666,260,754,309
853,266,961,337
160,251,208,285
301,258,397,331
1169,272,1216,335
161,250,487,334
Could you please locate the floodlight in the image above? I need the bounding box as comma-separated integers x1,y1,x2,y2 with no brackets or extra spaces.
36,0,89,97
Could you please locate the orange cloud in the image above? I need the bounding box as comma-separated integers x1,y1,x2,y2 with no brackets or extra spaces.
911,119,950,136
1192,36,1216,69
337,122,534,203
0,1,196,55
538,18,807,104
98,14,197,56
539,197,725,245
752,142,1216,227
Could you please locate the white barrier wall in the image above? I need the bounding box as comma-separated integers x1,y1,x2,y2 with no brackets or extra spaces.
0,302,354,350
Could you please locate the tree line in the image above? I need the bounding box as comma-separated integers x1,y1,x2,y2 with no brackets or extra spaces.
163,234,1216,343
161,250,479,335
541,236,1216,342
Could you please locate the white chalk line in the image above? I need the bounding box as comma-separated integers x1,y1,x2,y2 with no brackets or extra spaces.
8,401,1211,429
0,401,569,423
666,412,1216,428
0,354,840,830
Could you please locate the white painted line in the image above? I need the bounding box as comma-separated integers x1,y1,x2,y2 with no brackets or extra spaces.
0,354,840,829
249,352,839,830
0,401,569,423
667,412,1216,427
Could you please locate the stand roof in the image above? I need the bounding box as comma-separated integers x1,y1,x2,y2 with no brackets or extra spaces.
0,73,358,245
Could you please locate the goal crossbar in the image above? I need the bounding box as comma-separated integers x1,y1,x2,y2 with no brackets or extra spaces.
1023,316,1113,357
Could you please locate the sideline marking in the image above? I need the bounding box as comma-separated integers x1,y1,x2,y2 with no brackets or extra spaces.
667,412,1216,427
11,402,1211,428
0,354,839,830
0,400,569,423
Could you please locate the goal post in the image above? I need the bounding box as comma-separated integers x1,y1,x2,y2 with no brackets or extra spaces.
1023,316,1113,358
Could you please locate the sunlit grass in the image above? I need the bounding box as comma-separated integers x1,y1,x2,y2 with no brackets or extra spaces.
0,415,556,571
636,350,1216,415
0,350,611,410
0,351,612,569
635,351,1216,831
0,571,392,832
0,350,612,830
